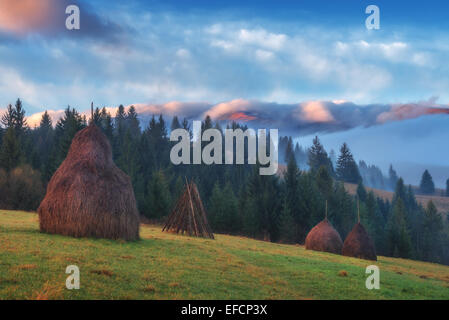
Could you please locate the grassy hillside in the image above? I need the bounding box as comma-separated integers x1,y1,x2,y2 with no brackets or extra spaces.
345,183,449,214
1,210,449,300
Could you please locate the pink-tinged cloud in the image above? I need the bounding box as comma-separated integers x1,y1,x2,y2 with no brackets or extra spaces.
377,103,449,123
0,0,57,34
203,99,253,120
228,112,257,121
296,101,335,123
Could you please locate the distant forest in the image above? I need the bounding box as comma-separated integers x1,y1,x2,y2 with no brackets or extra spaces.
1,98,449,265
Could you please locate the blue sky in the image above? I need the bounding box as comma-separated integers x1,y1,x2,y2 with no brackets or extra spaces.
0,0,448,185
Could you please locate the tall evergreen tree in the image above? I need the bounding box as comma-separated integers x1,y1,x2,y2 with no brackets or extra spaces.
336,143,361,183
446,179,449,197
144,170,171,219
421,201,443,262
1,104,15,128
0,128,22,171
386,198,412,258
12,98,27,133
36,111,54,182
419,170,435,195
388,164,399,190
308,136,333,174
126,105,141,138
171,116,181,131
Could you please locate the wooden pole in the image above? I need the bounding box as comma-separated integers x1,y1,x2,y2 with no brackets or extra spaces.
357,198,360,223
325,200,328,220
91,102,94,124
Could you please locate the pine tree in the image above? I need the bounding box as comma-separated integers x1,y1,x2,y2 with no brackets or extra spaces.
126,105,141,138
0,127,22,171
209,181,224,230
386,198,412,258
419,170,435,195
284,137,294,163
36,111,54,182
1,104,15,128
446,179,449,197
393,178,407,205
283,154,302,242
388,164,399,190
357,181,367,202
315,165,333,200
421,201,443,262
336,143,361,183
171,116,181,131
93,107,102,126
332,181,355,239
279,196,296,243
99,107,114,142
297,171,320,238
245,165,281,241
144,170,171,220
365,191,386,254
12,98,27,133
308,136,333,174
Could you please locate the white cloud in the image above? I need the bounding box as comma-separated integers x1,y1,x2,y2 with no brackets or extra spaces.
176,48,191,58
255,49,274,61
238,29,287,51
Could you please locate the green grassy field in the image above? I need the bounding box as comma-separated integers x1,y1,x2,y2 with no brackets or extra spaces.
1,210,448,300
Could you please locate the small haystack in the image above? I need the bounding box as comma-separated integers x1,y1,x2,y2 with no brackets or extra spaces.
305,201,343,254
342,201,377,260
162,180,214,239
342,223,377,261
38,123,140,241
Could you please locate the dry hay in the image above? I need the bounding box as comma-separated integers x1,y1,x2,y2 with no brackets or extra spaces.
38,124,139,240
342,223,377,261
305,219,343,255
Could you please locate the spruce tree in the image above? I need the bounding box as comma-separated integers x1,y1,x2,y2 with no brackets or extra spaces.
36,111,54,182
315,165,333,200
1,104,15,128
419,170,435,195
386,198,412,258
144,170,171,219
336,143,361,183
388,165,399,190
0,128,21,171
421,201,443,262
307,136,333,174
279,196,296,243
283,154,302,242
171,116,181,131
357,181,367,202
126,105,141,138
12,98,27,133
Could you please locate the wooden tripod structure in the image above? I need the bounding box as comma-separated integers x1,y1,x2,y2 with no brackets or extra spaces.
162,179,214,239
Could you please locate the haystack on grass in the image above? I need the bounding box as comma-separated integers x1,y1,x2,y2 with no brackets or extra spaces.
305,219,343,254
162,180,214,239
38,123,140,241
342,223,377,261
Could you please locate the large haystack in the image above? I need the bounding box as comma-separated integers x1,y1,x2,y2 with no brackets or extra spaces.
38,124,140,240
342,223,377,261
305,219,343,255
162,180,214,239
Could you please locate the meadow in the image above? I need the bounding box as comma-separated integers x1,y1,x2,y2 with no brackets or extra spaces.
1,210,448,300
